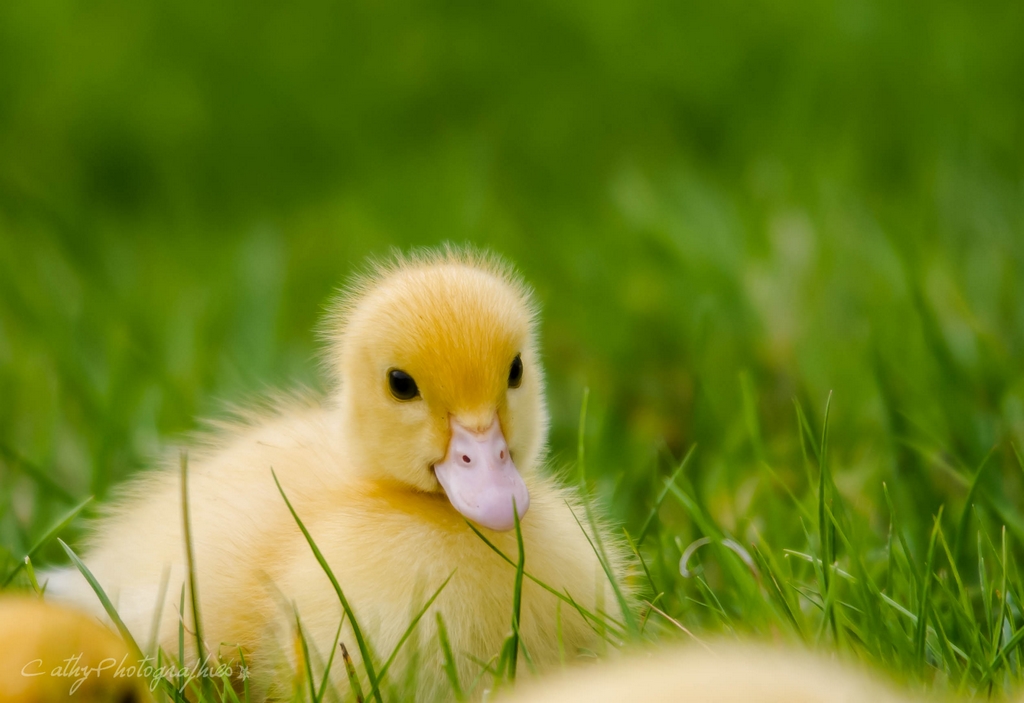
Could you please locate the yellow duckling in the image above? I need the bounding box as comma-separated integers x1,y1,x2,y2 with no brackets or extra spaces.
0,597,150,703
501,642,930,703
46,249,630,699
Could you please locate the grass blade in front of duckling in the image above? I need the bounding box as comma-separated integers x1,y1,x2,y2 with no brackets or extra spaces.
566,502,636,635
58,538,142,653
218,670,244,703
295,613,318,703
365,569,456,701
436,612,465,701
237,647,252,703
506,498,526,681
315,618,344,703
146,565,172,655
464,520,624,638
178,584,187,696
58,538,180,700
464,653,501,697
180,450,212,698
339,643,366,703
22,556,44,594
271,468,383,703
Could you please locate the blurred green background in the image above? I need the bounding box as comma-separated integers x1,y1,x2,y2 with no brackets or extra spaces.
2,0,1024,680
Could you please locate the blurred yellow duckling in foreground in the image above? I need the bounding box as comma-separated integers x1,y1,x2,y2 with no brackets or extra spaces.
502,642,935,703
46,249,630,699
0,597,150,703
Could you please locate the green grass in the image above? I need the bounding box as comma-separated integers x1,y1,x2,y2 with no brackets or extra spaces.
3,0,1024,699
26,398,1024,701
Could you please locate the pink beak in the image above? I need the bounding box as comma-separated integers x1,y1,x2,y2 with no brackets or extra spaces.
433,417,530,531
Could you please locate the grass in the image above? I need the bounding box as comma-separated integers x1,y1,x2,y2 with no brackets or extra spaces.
3,0,1024,699
10,394,1024,701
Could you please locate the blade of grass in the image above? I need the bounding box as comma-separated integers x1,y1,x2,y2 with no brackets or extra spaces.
515,622,537,676
24,557,44,594
272,468,382,703
146,565,172,655
637,593,663,636
636,445,695,545
460,654,496,701
238,647,251,703
555,601,565,665
884,483,918,592
983,621,1024,683
339,643,365,703
741,371,766,462
178,584,186,695
296,613,318,703
928,587,964,680
507,498,526,681
953,445,997,562
58,538,142,652
751,543,803,640
915,507,944,667
758,460,815,523
315,618,344,703
0,443,78,504
693,573,731,624
574,388,637,635
219,672,243,703
367,570,456,699
463,520,624,636
464,652,499,679
623,528,656,597
577,387,590,486
567,502,637,635
1,495,93,587
667,483,760,597
978,525,993,654
180,450,209,694
936,523,979,637
793,398,821,463
991,527,1009,662
817,392,837,643
58,538,178,698
645,601,713,652
436,613,465,702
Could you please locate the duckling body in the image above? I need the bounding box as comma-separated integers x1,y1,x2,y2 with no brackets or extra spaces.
500,643,925,703
0,597,150,703
48,251,629,700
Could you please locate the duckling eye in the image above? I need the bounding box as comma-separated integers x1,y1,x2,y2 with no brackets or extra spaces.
388,369,419,401
508,354,524,388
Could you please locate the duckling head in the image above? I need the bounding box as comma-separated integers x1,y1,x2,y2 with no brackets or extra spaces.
326,250,548,532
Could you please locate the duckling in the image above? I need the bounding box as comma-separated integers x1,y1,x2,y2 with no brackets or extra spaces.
500,642,928,703
46,249,631,700
0,596,150,703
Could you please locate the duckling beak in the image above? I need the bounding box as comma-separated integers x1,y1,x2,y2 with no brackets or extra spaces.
433,417,530,531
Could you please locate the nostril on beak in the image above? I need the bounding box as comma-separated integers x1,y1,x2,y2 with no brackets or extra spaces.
500,450,505,460
462,455,471,464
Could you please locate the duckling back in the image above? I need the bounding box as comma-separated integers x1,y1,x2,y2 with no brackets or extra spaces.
500,643,930,703
0,596,151,703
